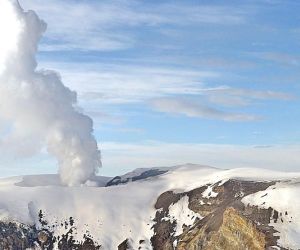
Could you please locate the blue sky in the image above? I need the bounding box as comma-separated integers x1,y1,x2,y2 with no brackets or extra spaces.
8,0,300,176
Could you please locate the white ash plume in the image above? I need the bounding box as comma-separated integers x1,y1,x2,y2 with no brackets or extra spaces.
0,0,101,186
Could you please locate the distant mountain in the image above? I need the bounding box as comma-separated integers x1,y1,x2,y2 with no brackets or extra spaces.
0,164,299,249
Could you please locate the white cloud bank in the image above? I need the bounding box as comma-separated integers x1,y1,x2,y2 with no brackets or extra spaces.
101,141,300,176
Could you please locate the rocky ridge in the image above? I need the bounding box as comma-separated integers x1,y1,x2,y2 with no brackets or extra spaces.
151,179,283,250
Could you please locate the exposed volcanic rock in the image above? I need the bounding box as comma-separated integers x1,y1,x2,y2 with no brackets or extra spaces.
106,169,168,186
151,179,284,250
176,207,266,250
0,214,101,250
118,239,131,250
0,221,38,250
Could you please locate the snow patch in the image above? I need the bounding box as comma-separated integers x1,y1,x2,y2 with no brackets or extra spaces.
168,195,202,237
202,185,218,198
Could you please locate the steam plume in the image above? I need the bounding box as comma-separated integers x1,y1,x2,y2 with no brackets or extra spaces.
0,0,101,186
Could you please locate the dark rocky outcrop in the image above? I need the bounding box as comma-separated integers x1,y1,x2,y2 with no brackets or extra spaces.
0,221,38,250
106,169,168,186
118,239,130,250
0,213,101,250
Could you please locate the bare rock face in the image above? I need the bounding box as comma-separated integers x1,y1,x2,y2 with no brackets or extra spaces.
118,239,131,250
177,207,266,250
213,207,265,249
38,230,50,243
151,179,284,250
106,169,169,186
0,216,101,250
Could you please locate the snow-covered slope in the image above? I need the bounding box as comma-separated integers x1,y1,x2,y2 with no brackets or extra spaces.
243,180,300,249
0,164,299,249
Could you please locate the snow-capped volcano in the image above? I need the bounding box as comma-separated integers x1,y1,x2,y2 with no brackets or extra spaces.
0,164,299,249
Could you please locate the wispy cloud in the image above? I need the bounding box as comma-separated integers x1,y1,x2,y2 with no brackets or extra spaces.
20,0,248,51
150,97,260,122
40,60,294,122
150,87,293,121
39,61,218,104
205,86,294,106
256,52,300,66
42,60,293,102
